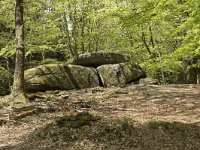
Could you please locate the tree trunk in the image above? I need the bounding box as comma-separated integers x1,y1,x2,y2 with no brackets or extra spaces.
11,0,27,103
149,26,155,48
140,28,152,55
81,14,85,53
68,3,78,57
63,12,74,57
87,20,93,52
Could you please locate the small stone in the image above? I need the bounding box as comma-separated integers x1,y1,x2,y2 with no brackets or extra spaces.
59,95,69,100
139,77,159,85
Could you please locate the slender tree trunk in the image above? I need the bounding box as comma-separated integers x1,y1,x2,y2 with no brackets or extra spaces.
72,25,78,56
42,51,45,63
127,31,134,47
81,0,86,53
71,20,78,57
140,28,152,55
157,49,165,83
81,14,85,53
149,26,155,48
11,0,26,103
87,20,93,52
63,12,74,57
68,4,78,57
94,20,101,52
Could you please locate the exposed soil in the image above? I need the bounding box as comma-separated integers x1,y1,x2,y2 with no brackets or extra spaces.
0,84,200,150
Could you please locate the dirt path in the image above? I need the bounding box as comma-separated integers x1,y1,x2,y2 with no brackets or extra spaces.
0,84,200,149
91,84,200,125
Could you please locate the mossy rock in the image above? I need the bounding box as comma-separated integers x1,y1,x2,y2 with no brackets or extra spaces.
69,52,129,68
25,64,100,92
97,63,146,87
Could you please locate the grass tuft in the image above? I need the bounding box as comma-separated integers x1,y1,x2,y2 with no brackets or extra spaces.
56,112,100,128
148,121,187,132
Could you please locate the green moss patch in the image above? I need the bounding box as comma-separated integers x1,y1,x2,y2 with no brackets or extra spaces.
56,112,100,128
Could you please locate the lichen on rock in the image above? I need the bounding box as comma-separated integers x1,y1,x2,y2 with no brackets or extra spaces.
25,64,100,92
69,52,129,68
97,63,146,87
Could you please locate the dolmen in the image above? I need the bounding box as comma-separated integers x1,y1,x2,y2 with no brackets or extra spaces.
25,52,146,92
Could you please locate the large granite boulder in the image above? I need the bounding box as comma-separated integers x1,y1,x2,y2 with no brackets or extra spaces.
97,63,146,87
70,52,129,68
25,64,99,92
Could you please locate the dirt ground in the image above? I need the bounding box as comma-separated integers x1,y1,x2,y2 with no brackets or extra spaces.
0,84,200,150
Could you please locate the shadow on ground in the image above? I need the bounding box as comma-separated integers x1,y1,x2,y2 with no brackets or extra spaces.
1,112,200,150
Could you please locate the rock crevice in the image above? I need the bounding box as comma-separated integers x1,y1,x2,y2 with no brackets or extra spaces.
25,52,146,91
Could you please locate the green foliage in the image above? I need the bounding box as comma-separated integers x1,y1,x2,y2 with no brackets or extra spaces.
0,1,15,57
0,0,199,85
0,67,11,95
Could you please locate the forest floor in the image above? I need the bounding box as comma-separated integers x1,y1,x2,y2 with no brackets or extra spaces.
0,84,200,150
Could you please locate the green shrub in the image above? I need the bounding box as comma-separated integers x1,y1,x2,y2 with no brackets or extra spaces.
0,68,11,96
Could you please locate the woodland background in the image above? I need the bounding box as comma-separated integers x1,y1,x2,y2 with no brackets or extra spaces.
0,0,199,95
